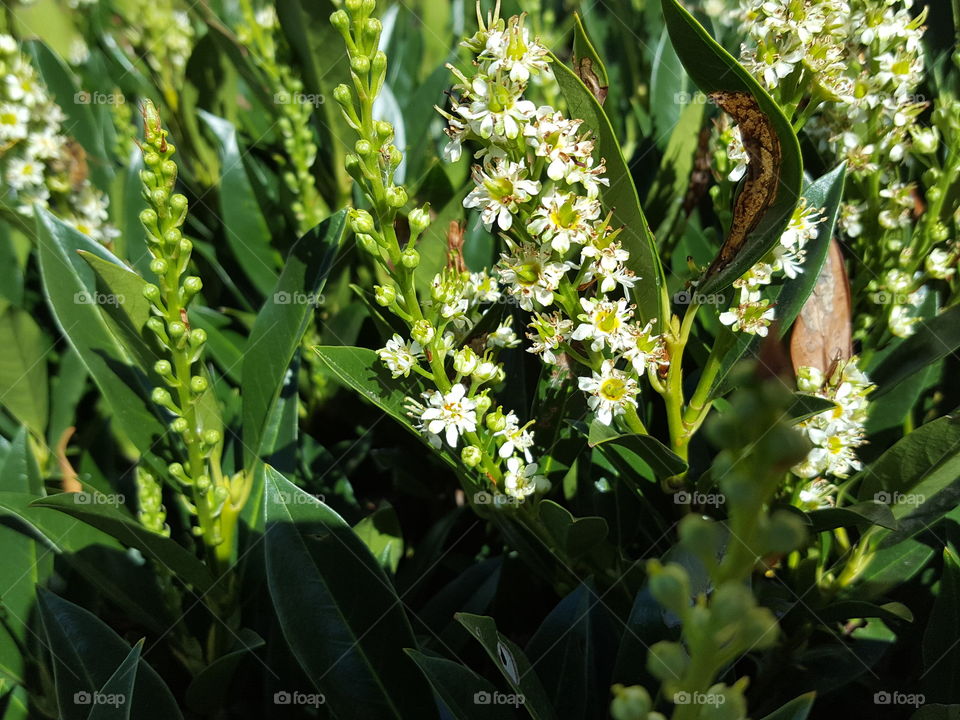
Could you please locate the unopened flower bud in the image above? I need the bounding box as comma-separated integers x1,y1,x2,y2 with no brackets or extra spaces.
202,429,221,446
453,347,479,375
796,365,823,393
473,360,501,384
182,276,202,298
171,417,189,433
190,376,208,394
189,328,207,347
408,205,430,235
168,321,186,340
139,208,158,230
329,8,350,32
485,408,507,433
461,445,482,467
400,247,419,268
154,359,173,377
333,84,352,106
386,186,408,208
349,209,375,234
374,284,396,306
142,283,161,303
357,233,379,255
355,139,373,156
474,393,492,416
411,319,435,345
375,120,393,140
149,258,168,275
350,55,370,74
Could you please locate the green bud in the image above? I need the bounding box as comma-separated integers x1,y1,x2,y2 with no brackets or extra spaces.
375,120,393,140
678,515,724,569
329,8,350,32
143,151,161,167
171,417,189,434
151,387,173,407
161,160,177,180
202,429,221,446
196,475,211,492
355,139,374,156
333,84,353,106
149,258,168,275
350,55,370,74
485,408,507,433
363,18,382,46
146,317,167,341
153,359,172,377
386,185,408,208
140,170,157,189
758,511,807,554
142,283,162,303
400,247,420,268
646,641,689,685
190,376,208,394
164,228,182,247
139,208,158,230
647,560,691,618
357,233,379,255
151,189,166,207
371,50,387,79
411,319,435,345
168,321,186,340
189,328,207,347
461,445,482,467
408,205,430,235
474,393,492,417
182,276,203,297
374,284,396,306
168,462,188,482
345,0,362,13
170,193,188,215
453,347,480,375
610,684,652,720
931,222,949,242
349,209,375,234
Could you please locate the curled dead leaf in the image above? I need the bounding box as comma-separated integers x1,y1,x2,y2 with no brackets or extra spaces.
574,56,608,105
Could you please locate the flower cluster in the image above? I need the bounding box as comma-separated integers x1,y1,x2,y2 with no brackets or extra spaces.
442,8,667,431
332,1,545,502
792,359,873,507
719,199,825,337
0,35,116,243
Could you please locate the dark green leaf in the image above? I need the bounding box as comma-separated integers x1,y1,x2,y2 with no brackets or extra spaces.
922,547,960,702
539,500,608,559
242,210,346,468
586,420,687,479
405,650,514,720
86,641,142,720
551,53,665,325
353,502,403,574
185,630,265,714
0,309,48,437
806,502,897,532
263,467,431,718
756,693,816,720
870,305,960,397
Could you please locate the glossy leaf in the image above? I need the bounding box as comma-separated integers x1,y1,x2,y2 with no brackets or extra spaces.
870,304,960,397
922,547,960,702
661,0,803,297
587,420,687,479
263,467,431,718
0,309,49,437
353,502,404,574
551,52,665,324
756,693,816,720
242,210,346,468
539,500,608,559
185,630,265,714
405,650,514,720
86,642,142,720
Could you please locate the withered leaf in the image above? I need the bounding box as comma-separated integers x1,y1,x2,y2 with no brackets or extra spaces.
706,90,782,277
790,238,852,375
574,56,608,105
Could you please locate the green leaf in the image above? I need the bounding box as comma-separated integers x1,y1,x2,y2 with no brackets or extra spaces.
775,164,847,335
185,630,265,714
818,601,913,625
911,705,960,720
405,650,514,720
785,393,838,424
805,502,897,532
551,53,665,325
30,492,216,593
37,590,182,720
661,0,803,297
262,467,431,718
0,309,48,437
586,420,687,479
353,502,403,574
525,582,616,720
455,613,557,720
869,305,960,397
571,13,609,103
851,537,934,598
649,27,691,150
242,210,346,468
539,500,608,559
645,100,705,235
756,693,816,720
199,112,280,297
86,641,142,720
922,547,960,702
36,209,169,470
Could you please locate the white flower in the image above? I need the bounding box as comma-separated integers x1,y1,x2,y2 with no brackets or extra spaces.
416,384,477,448
578,360,639,426
718,299,775,336
464,159,540,230
503,456,543,499
527,191,601,253
495,412,535,461
581,238,637,294
926,248,955,280
0,103,29,141
488,319,521,348
377,334,422,378
622,320,668,375
479,17,550,83
498,243,574,310
526,312,573,364
456,76,536,140
523,107,595,181
571,297,633,352
465,271,502,304
5,156,44,190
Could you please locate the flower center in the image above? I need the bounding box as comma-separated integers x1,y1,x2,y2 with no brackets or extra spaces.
596,308,620,333
599,377,627,402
